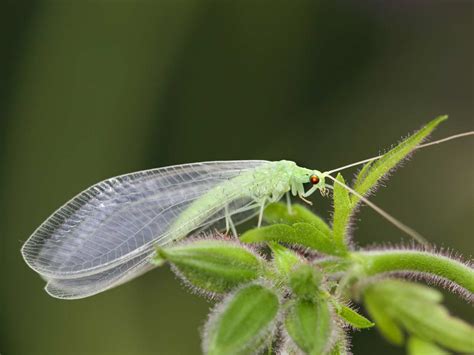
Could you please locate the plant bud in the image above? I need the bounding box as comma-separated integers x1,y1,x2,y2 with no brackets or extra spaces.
204,284,280,355
289,264,322,300
155,239,264,294
285,298,334,355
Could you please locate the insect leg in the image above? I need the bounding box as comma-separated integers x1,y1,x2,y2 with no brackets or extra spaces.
302,185,318,198
224,204,230,233
295,183,313,205
257,200,266,228
224,204,238,237
229,216,238,237
299,195,313,205
286,192,293,214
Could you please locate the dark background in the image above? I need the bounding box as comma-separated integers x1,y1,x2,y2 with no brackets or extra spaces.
1,1,472,354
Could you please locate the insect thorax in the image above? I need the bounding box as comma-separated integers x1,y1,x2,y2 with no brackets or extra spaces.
247,161,312,202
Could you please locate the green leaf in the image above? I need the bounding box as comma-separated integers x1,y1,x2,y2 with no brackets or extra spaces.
155,240,264,293
289,264,321,300
353,115,448,203
364,289,404,345
365,279,444,303
241,223,339,255
364,280,474,353
292,223,340,255
285,298,333,355
268,242,301,277
204,284,279,355
397,299,474,353
407,336,449,355
352,160,374,191
240,224,295,244
332,173,352,252
264,202,332,238
333,302,374,329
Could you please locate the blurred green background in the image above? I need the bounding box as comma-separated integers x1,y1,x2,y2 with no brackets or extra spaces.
1,1,472,354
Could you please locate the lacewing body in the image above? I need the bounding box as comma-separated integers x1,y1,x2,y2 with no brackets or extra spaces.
21,160,322,299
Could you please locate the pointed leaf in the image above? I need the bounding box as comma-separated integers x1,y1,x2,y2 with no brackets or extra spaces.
332,173,351,251
396,298,474,353
156,240,264,293
285,298,333,355
353,115,448,203
333,302,374,329
204,284,279,355
365,279,474,353
292,223,339,255
264,202,332,238
241,223,339,255
352,160,373,190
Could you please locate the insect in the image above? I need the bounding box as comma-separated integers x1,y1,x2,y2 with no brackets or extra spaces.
21,131,473,299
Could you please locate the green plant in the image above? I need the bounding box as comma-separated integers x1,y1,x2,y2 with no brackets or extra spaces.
153,117,474,355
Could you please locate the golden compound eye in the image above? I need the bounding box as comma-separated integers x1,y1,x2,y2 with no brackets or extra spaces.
309,175,320,185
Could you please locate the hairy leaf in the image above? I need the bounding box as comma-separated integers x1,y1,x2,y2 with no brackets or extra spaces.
264,202,332,238
156,240,263,293
332,173,352,251
240,224,295,244
333,302,374,329
241,223,339,255
353,115,448,203
364,279,474,353
352,160,373,190
292,223,340,255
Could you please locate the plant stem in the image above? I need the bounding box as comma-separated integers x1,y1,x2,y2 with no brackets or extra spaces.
353,250,474,294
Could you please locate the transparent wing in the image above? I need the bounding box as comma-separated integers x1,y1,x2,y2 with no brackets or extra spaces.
42,196,266,299
22,160,268,282
44,251,155,299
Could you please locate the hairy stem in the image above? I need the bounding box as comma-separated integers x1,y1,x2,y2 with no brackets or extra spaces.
353,250,474,294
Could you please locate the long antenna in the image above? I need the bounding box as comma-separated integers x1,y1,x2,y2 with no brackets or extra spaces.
326,131,474,175
326,174,428,245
